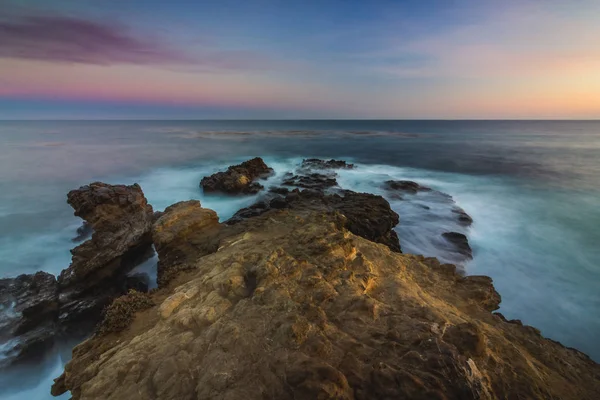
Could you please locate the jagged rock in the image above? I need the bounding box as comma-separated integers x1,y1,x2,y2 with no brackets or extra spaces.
0,272,58,367
282,173,338,190
200,157,273,194
152,200,222,286
53,208,600,400
57,182,155,333
442,231,473,259
300,158,355,170
228,189,401,252
383,180,431,194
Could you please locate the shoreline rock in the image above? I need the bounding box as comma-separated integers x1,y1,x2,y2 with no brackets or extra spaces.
200,157,273,194
51,200,600,400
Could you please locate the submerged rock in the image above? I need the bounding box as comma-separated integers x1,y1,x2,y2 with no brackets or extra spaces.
71,222,93,243
300,158,355,170
452,206,474,226
442,231,473,259
52,206,600,400
57,182,155,333
200,157,273,194
383,180,431,194
0,272,58,367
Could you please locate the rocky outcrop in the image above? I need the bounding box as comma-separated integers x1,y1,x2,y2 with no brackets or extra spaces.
0,272,58,367
228,189,401,252
52,204,600,400
200,157,273,194
1,183,156,368
58,182,155,333
300,158,355,170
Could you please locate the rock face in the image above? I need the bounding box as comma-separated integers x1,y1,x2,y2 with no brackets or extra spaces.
228,189,401,252
57,182,155,333
0,272,58,367
52,204,600,400
152,200,222,286
200,157,273,194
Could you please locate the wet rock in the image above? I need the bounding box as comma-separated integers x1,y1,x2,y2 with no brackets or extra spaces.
0,272,58,367
200,157,273,195
269,196,288,209
383,180,431,194
53,208,600,400
282,173,338,191
442,232,473,259
300,158,354,170
57,182,155,334
452,206,473,226
71,222,93,243
268,186,290,195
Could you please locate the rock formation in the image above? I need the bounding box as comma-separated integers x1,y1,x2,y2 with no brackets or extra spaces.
0,182,156,368
52,198,600,400
200,157,273,194
57,182,155,333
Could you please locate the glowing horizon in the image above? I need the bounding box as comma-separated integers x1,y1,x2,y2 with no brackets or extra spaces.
1,0,599,119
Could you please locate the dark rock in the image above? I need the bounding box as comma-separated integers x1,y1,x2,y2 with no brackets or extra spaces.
268,186,290,195
452,207,473,226
300,158,354,170
0,272,59,367
200,157,274,195
71,222,93,243
269,196,288,209
383,180,431,194
228,189,401,252
328,192,401,252
57,182,155,334
282,173,337,191
442,232,473,259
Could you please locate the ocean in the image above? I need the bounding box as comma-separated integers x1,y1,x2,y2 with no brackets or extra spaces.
1,120,599,399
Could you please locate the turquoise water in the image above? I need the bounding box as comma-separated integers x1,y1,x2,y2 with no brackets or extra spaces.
1,120,599,398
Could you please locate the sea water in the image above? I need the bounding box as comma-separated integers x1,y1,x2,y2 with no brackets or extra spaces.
1,120,599,399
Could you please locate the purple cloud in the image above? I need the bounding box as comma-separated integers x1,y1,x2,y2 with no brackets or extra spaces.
0,15,276,71
0,15,193,65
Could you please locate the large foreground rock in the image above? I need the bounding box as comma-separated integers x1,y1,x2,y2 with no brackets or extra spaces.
57,182,155,332
53,205,600,400
200,157,273,194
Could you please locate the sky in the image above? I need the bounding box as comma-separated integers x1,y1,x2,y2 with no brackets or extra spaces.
0,0,599,119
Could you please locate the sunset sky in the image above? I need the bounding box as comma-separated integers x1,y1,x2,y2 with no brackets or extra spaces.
1,0,599,119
